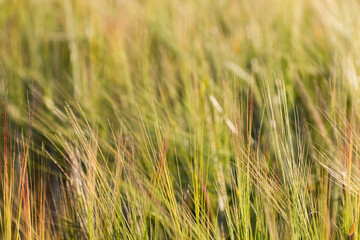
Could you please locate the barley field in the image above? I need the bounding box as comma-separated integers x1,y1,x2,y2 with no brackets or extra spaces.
1,0,360,239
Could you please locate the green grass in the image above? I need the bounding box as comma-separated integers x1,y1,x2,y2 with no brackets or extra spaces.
1,0,360,239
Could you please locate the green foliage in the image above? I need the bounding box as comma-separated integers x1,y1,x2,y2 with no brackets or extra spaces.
1,0,360,239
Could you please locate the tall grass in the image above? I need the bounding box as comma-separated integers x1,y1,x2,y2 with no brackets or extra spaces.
1,0,360,239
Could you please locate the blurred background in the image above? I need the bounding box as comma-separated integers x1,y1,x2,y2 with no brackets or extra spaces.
1,0,360,239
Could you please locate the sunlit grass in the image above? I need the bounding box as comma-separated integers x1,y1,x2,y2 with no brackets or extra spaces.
2,0,360,239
